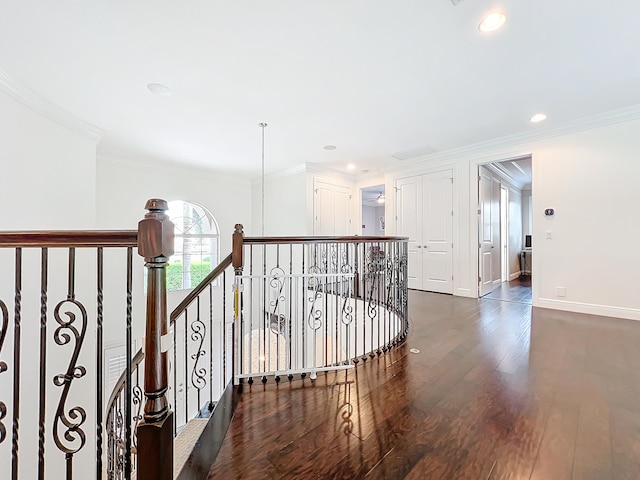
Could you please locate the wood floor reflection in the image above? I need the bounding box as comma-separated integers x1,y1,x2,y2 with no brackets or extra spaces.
204,291,640,479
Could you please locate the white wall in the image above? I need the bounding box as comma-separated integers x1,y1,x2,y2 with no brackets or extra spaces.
387,116,640,320
508,188,522,278
251,168,308,236
521,188,532,239
0,89,97,229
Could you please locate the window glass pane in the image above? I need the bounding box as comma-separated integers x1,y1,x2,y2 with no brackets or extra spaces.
166,200,219,291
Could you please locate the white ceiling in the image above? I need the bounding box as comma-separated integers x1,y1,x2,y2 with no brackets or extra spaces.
1,1,639,177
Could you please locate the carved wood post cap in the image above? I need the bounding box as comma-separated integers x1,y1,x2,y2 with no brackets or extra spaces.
138,199,175,259
145,198,169,211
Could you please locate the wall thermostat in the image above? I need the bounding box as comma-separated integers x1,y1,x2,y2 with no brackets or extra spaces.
544,208,555,216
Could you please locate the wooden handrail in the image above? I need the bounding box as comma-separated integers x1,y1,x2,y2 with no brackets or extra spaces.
169,253,233,323
244,235,408,244
0,230,138,247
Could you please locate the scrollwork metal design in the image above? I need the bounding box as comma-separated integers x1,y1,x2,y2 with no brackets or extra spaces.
131,383,143,452
190,318,207,390
268,267,288,336
0,299,8,444
307,268,324,331
52,297,88,458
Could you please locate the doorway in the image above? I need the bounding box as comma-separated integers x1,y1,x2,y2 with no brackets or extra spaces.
478,157,532,304
360,185,385,236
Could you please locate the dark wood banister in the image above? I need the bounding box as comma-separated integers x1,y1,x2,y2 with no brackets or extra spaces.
169,253,233,323
244,235,408,244
0,230,138,247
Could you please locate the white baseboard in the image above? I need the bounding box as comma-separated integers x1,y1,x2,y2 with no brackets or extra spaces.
535,297,640,321
509,271,521,281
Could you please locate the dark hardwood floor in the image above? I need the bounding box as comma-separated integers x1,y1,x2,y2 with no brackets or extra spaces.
204,290,640,479
483,276,532,304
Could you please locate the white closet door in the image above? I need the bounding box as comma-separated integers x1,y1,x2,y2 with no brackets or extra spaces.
395,176,423,289
313,180,352,235
423,170,454,294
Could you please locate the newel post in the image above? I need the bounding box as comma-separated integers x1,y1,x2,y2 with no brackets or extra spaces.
232,224,244,384
232,223,244,275
137,199,174,480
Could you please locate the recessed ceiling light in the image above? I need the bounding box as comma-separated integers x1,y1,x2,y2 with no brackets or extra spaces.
324,145,337,151
530,113,548,123
147,83,172,96
479,12,506,32
347,163,356,170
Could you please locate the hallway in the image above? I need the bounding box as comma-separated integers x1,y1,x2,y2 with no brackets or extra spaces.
483,276,532,304
194,290,640,479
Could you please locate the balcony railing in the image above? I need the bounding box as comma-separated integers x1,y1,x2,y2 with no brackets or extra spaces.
0,204,408,480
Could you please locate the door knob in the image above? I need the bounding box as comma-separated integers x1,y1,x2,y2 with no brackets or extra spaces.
416,245,422,248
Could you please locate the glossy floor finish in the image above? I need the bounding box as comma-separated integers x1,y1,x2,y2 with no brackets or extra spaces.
483,276,532,304
205,291,640,479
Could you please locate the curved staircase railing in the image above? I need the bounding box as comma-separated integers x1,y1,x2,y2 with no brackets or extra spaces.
0,200,408,480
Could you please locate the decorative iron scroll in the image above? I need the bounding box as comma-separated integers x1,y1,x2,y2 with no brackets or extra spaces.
190,315,207,391
0,300,7,444
268,267,287,335
307,266,324,331
106,371,143,480
52,297,88,458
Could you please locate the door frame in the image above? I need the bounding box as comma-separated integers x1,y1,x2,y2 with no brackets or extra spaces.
474,154,532,297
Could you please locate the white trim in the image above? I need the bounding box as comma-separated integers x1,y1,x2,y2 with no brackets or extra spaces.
456,288,474,298
0,67,104,139
509,271,521,281
383,104,640,176
535,298,640,321
250,162,357,185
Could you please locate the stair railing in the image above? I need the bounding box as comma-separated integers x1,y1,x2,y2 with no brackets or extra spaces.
0,223,139,480
106,215,236,480
233,230,409,383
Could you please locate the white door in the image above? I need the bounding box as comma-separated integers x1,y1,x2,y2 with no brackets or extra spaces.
395,176,423,289
423,170,453,294
478,166,501,296
314,180,352,235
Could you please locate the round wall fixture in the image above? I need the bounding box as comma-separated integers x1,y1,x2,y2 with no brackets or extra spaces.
147,83,172,96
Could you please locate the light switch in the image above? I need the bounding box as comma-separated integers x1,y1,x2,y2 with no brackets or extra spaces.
546,230,552,239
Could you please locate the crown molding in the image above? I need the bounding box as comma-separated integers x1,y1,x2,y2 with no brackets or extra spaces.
383,104,640,175
0,68,104,140
250,162,358,185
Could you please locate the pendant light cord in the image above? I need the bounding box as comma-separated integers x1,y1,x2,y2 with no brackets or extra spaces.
259,122,267,236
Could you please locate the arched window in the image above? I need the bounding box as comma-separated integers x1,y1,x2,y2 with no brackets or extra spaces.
166,200,220,291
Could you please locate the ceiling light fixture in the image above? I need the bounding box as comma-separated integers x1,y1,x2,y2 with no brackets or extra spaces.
147,83,172,96
478,12,506,32
377,193,385,204
347,163,356,171
530,113,548,123
323,145,337,151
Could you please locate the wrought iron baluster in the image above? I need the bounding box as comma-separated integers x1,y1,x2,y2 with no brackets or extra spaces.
96,247,104,480
52,247,88,478
12,247,22,480
0,297,8,446
125,246,133,480
190,296,207,410
209,283,214,407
